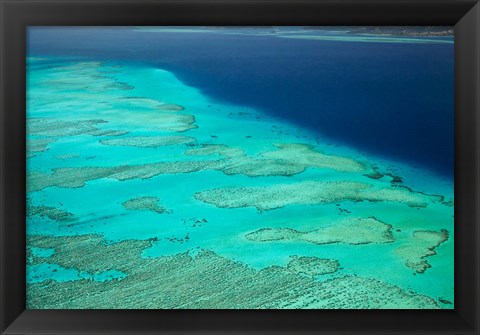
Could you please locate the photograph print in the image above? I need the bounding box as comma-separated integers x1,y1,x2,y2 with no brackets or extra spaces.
26,26,454,309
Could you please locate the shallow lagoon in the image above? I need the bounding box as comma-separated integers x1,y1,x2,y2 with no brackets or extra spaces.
26,28,454,309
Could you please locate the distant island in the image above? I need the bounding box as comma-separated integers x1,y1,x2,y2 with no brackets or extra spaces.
306,26,453,37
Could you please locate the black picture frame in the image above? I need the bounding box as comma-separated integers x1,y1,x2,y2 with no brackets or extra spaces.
1,0,479,334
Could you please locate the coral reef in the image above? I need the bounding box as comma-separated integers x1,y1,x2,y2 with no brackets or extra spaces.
55,154,80,160
157,103,185,111
28,141,444,207
28,247,56,259
109,161,221,181
28,167,121,192
136,114,197,132
259,143,367,173
100,111,198,132
185,144,245,159
27,138,56,158
195,181,441,211
222,158,306,177
25,59,454,309
395,229,449,273
26,234,439,309
27,160,223,192
185,143,380,177
245,217,394,245
122,196,165,214
118,97,184,111
286,256,340,276
42,62,133,92
27,205,74,222
27,118,128,138
100,136,195,148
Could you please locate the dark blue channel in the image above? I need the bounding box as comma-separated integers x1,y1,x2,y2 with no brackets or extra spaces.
28,27,454,178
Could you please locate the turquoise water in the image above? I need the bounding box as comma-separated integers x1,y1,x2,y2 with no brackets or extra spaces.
26,28,454,309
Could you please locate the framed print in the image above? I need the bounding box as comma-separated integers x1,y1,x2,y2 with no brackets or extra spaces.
1,0,479,334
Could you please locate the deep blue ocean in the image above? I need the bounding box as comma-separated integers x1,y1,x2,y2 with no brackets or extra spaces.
28,27,454,178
